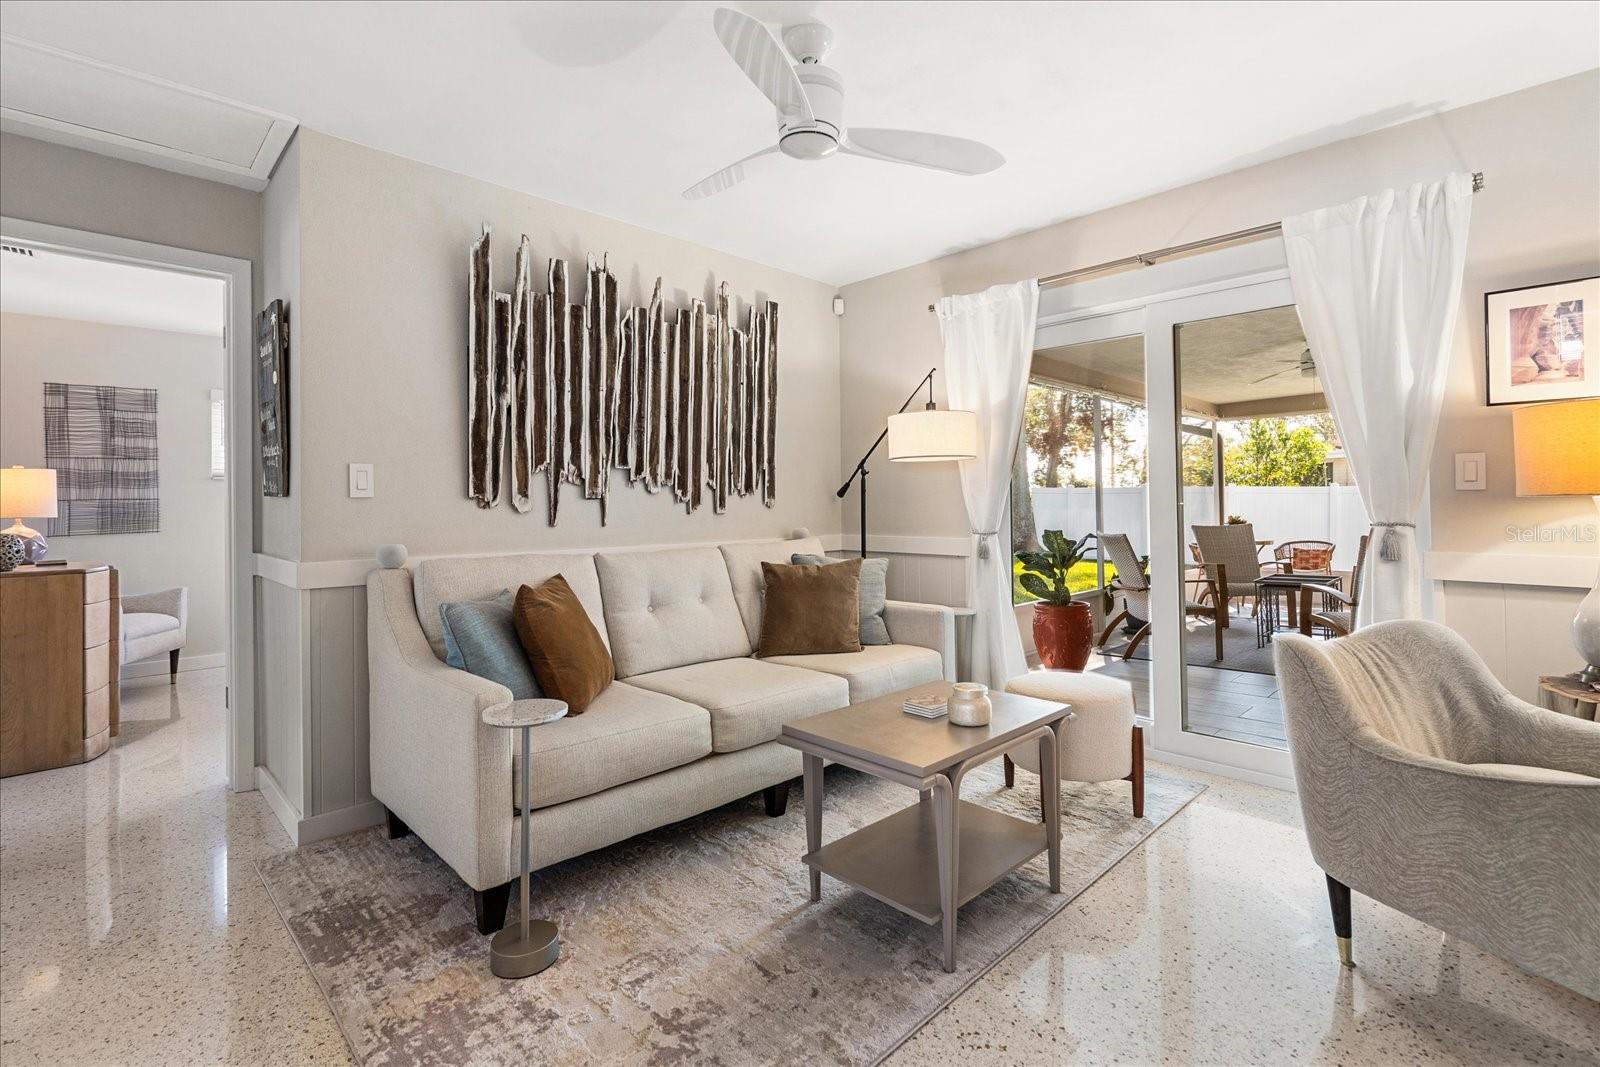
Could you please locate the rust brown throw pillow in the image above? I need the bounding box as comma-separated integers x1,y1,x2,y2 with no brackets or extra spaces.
757,558,864,657
512,574,613,714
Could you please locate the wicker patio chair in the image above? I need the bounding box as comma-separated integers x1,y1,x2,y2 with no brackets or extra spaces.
1298,534,1370,638
1096,532,1225,662
1193,522,1267,619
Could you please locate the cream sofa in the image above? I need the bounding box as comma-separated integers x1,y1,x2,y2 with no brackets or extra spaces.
367,536,956,933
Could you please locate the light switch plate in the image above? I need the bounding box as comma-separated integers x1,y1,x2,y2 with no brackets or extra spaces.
1454,452,1486,491
349,463,374,498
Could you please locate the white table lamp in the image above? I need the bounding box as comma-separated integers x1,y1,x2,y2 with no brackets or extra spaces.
1,466,58,563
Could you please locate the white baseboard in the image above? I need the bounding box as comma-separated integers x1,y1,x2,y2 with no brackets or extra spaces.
120,652,226,680
253,765,383,845
297,799,385,845
255,765,303,845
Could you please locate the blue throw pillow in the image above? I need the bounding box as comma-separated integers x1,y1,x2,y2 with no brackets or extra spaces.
440,590,542,699
791,553,891,645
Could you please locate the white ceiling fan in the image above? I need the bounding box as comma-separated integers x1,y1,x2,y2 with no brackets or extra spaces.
1249,348,1318,385
683,8,1006,200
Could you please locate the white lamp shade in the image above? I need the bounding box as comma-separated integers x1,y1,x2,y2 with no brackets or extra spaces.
0,467,58,519
887,409,979,462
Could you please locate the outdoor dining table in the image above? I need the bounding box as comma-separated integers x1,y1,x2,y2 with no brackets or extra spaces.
1252,572,1343,647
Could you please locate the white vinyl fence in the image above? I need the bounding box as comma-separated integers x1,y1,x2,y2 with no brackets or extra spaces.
1028,485,1370,572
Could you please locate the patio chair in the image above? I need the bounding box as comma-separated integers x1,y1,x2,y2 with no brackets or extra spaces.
1193,523,1267,619
1275,539,1336,574
1299,534,1369,638
1096,532,1225,662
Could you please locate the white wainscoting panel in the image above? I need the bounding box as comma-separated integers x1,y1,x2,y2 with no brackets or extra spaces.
1440,580,1585,703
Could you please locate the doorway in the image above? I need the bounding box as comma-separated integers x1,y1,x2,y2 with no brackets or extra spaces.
1,217,256,791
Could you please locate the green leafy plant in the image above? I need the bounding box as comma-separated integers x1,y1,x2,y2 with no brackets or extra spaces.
1226,514,1249,525
1016,530,1097,606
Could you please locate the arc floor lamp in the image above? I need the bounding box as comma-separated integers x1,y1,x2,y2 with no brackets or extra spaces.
837,367,979,557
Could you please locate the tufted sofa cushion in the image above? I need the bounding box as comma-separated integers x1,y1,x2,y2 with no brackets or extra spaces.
718,536,826,646
595,547,752,677
413,553,606,661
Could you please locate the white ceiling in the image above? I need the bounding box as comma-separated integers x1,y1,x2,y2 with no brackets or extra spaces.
0,247,226,336
1,1,1596,285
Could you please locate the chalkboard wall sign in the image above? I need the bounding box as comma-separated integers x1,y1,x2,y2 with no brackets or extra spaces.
256,299,290,497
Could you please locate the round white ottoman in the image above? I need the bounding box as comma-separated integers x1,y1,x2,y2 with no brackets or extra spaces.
1003,670,1143,817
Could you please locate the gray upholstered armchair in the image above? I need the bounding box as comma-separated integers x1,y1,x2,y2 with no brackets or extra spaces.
120,587,188,683
1274,621,1600,1000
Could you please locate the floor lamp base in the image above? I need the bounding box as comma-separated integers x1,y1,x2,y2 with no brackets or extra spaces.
490,919,560,979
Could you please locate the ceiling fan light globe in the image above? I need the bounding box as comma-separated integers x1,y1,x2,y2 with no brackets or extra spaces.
780,129,839,160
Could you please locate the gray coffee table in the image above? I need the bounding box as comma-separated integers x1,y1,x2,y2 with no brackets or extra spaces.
779,681,1071,971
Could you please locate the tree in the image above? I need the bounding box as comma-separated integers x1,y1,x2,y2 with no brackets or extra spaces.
1009,442,1038,552
1023,385,1094,488
1222,418,1329,486
1181,432,1214,487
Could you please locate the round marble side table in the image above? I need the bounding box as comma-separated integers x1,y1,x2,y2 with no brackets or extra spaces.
482,698,568,979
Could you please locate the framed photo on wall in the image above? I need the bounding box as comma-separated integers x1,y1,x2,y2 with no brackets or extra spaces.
256,299,290,496
1485,276,1599,406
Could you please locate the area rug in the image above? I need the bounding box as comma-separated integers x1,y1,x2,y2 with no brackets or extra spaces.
258,760,1204,1067
1120,615,1278,674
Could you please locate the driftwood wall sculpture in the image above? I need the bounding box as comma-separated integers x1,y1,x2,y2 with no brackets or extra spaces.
467,227,777,523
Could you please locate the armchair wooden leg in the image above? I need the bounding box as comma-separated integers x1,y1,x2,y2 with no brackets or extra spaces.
1121,623,1151,661
1124,725,1144,818
1003,754,1015,788
474,881,512,935
1326,873,1353,967
169,648,179,684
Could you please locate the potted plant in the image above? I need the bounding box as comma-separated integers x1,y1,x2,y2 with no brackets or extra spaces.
1017,530,1098,670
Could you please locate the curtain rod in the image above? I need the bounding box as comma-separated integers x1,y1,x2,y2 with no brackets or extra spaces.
927,171,1484,312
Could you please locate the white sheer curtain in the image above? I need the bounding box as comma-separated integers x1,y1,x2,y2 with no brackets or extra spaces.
938,279,1039,686
1282,172,1473,624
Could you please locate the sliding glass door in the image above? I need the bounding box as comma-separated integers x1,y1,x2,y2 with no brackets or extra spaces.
1144,277,1300,783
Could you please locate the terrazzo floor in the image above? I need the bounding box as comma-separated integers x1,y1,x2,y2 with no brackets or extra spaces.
2,667,1595,1065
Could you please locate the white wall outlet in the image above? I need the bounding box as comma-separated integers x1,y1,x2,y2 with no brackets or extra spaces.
349,463,374,498
1454,452,1486,491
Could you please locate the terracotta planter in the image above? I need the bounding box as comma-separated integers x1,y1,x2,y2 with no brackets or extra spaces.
1033,600,1094,671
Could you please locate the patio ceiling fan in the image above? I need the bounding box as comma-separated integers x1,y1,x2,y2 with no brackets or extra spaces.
683,8,1006,199
1250,349,1317,385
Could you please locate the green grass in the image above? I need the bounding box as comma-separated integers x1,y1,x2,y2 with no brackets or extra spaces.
1012,558,1116,603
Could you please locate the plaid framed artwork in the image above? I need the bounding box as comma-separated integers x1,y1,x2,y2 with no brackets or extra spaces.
43,382,160,535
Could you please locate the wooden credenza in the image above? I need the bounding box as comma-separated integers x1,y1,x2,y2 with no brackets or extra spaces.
0,562,120,777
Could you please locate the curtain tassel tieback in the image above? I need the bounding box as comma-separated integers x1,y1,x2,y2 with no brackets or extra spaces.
974,531,1000,560
1372,521,1415,562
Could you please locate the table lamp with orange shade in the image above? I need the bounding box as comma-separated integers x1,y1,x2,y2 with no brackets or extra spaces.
1513,398,1600,684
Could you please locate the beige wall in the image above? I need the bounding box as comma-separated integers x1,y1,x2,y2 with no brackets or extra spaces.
0,132,261,271
0,312,229,664
259,134,302,560
838,71,1600,557
284,129,843,563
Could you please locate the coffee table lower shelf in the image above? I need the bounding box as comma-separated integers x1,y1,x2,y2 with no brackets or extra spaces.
802,798,1047,925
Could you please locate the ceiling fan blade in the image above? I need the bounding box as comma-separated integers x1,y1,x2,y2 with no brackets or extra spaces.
682,146,778,200
1249,367,1297,385
842,128,1004,175
712,8,814,125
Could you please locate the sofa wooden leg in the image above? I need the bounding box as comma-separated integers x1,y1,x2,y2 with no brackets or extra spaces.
1125,725,1144,818
475,881,512,935
1003,754,1015,788
763,781,791,817
1326,873,1353,966
385,808,412,840
169,648,179,684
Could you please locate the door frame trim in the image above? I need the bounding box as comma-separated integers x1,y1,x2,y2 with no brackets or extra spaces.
2,215,257,792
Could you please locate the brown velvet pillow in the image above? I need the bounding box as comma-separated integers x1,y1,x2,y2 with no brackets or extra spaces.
757,558,864,657
512,574,613,714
